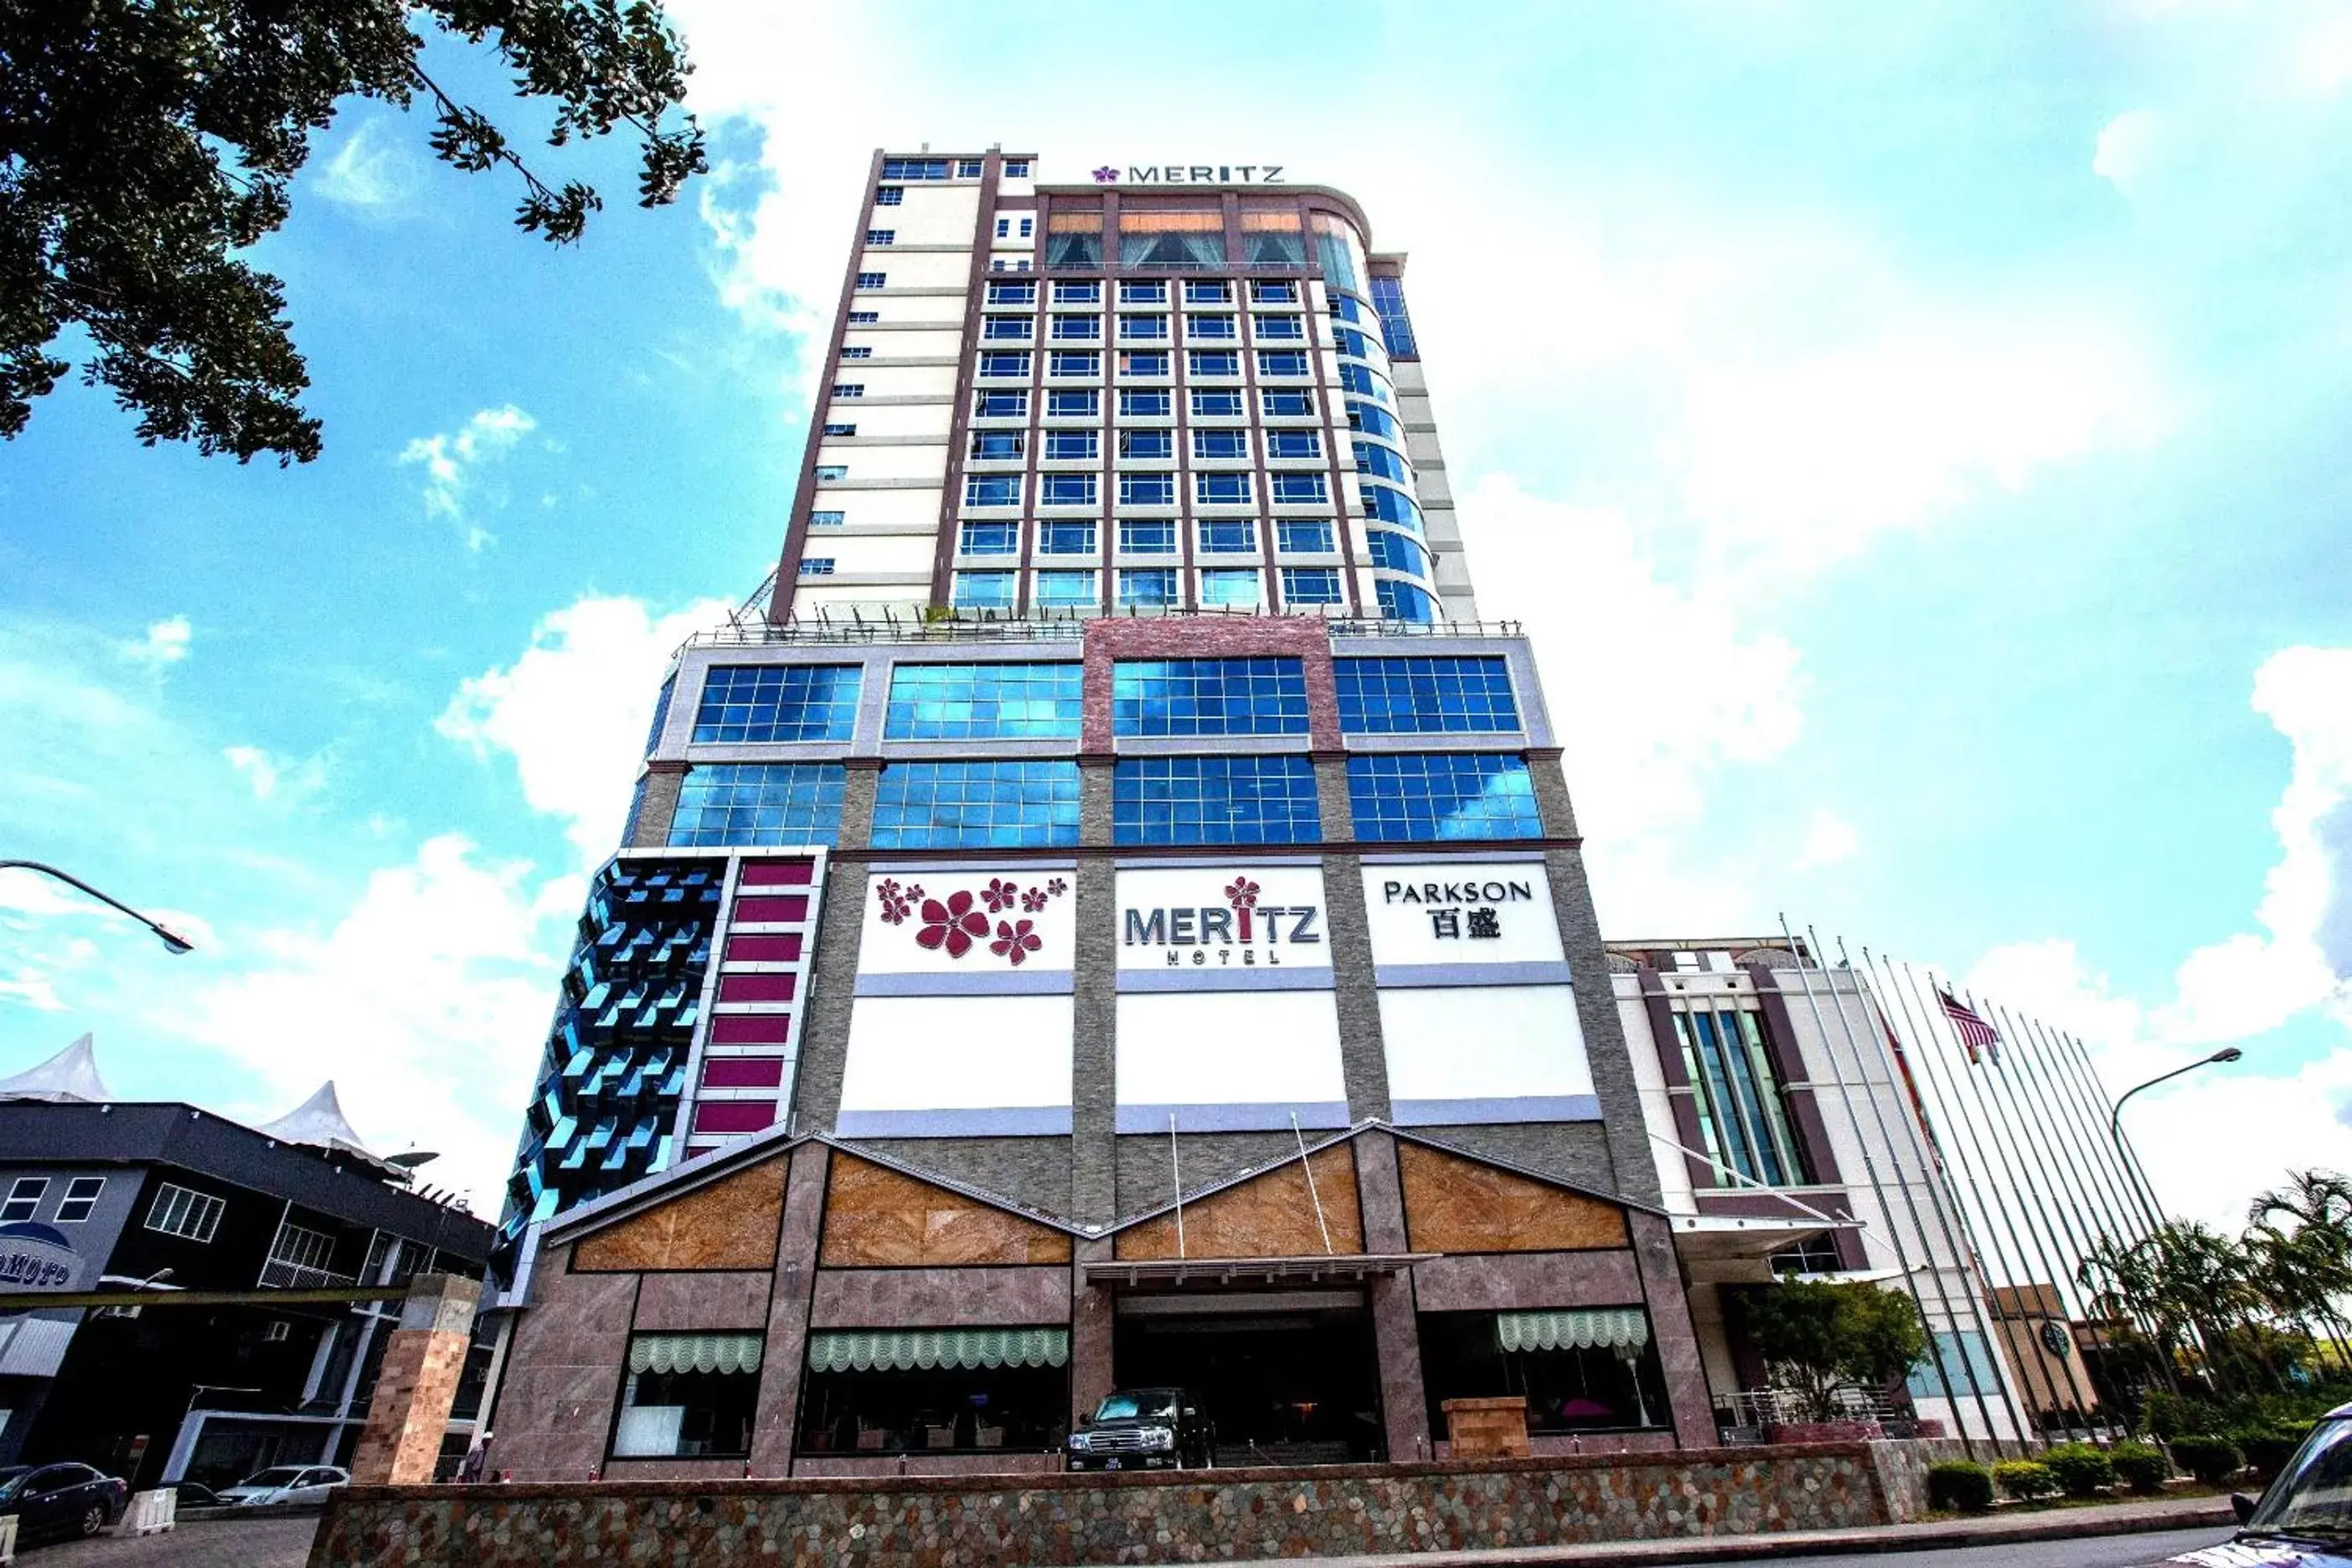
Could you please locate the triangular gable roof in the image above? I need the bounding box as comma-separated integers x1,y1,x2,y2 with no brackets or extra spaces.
1099,1119,1667,1239
255,1082,387,1168
0,1034,112,1103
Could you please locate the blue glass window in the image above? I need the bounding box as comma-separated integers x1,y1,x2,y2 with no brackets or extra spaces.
1044,430,1098,459
977,352,1030,379
970,430,1024,460
1267,431,1322,459
1363,483,1424,531
1046,234,1101,270
884,663,1082,740
645,676,676,756
1119,519,1177,554
1187,314,1238,340
1121,315,1169,341
959,522,1019,555
1055,280,1102,304
1376,578,1440,623
1050,351,1101,377
1253,315,1305,340
1113,658,1308,736
1277,518,1335,553
692,665,860,744
975,389,1029,417
1261,389,1315,416
668,763,845,847
982,317,1033,341
1191,389,1246,417
1193,429,1248,459
1368,529,1432,578
1037,520,1096,555
1356,441,1412,484
1035,570,1097,608
1188,349,1241,377
1119,472,1176,506
1040,474,1097,506
1113,756,1321,845
1270,472,1328,504
1335,657,1519,735
1252,281,1299,304
1119,568,1179,607
1348,399,1401,441
1047,389,1098,418
1120,280,1167,304
1184,281,1231,305
1331,326,1380,362
1281,567,1344,606
1369,275,1420,358
875,187,905,207
953,570,1015,610
986,280,1035,305
1194,472,1252,506
880,158,950,180
1257,351,1311,377
872,761,1080,848
1050,315,1101,341
1198,518,1256,554
1119,389,1172,418
1347,754,1541,842
966,475,1022,508
1120,428,1173,458
1119,351,1170,376
1337,362,1389,402
1199,568,1262,607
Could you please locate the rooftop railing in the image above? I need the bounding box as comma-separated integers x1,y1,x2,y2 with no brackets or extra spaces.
683,605,1526,652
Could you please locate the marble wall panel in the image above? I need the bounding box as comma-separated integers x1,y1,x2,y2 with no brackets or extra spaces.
1408,1249,1645,1313
818,1153,1072,1266
1396,1141,1628,1254
632,1271,773,1333
571,1157,787,1272
1112,1145,1364,1261
807,1266,1070,1328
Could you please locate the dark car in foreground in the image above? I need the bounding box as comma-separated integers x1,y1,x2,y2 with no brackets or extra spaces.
1065,1387,1214,1472
2155,1401,2352,1565
0,1462,128,1540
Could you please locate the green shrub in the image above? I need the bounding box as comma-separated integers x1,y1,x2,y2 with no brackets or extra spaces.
2140,1390,2213,1442
2238,1426,2309,1478
1994,1459,2061,1501
1926,1460,1994,1514
2040,1442,2116,1498
2108,1442,2169,1493
2168,1435,2243,1486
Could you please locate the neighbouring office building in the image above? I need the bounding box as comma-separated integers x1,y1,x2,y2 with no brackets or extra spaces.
486,151,2126,1479
0,1038,496,1488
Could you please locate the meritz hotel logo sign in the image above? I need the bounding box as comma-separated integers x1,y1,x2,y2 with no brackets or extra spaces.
1093,163,1287,184
1116,866,1327,972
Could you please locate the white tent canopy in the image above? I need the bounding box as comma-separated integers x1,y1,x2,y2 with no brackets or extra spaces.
0,1034,112,1103
255,1081,386,1167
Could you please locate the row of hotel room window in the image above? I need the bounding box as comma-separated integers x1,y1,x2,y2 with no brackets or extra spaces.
825,385,1396,431
610,1314,1674,1461
956,428,1330,462
956,471,1371,507
934,568,1432,619
658,753,1540,848
967,275,1416,362
939,518,1407,560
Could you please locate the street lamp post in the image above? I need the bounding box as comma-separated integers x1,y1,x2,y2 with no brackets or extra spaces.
2109,1048,2244,1230
0,860,193,953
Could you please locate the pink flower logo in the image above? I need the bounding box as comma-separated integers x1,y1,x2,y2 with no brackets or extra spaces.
1092,165,1119,183
982,877,1019,912
991,919,1043,965
916,891,991,958
1225,877,1262,942
1046,877,1068,896
1020,887,1050,912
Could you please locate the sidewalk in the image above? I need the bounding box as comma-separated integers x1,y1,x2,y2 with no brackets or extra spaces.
1212,1494,2236,1568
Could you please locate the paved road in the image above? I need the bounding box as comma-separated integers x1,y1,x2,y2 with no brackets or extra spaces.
1686,1524,2236,1567
18,1514,317,1568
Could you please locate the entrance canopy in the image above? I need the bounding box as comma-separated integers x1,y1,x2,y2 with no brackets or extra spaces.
807,1328,1070,1373
1084,1254,1431,1290
1496,1308,1651,1355
1669,1213,1852,1283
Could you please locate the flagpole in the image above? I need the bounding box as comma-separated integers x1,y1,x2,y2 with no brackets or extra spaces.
1984,998,2128,1433
1865,948,2072,1441
2024,1015,2154,1246
1890,957,2092,1436
1775,917,1974,1459
2066,1028,2169,1235
1821,931,2017,1453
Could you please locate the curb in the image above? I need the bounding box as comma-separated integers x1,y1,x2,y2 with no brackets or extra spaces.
1207,1502,2238,1568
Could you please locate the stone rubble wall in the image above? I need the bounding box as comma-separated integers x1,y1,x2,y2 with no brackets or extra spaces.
311,1442,1937,1567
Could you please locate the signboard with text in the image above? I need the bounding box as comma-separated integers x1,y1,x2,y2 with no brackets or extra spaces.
1116,866,1329,975
1359,864,1563,967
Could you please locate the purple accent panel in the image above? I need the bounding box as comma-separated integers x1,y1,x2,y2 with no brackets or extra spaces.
712,1014,793,1044
740,860,817,886
703,1057,787,1089
727,933,804,962
734,895,810,924
633,1271,772,1333
1747,965,1844,1188
1410,1250,1644,1313
691,1100,776,1135
719,972,798,1003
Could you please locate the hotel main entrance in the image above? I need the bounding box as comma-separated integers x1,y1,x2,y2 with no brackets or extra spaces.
1112,1290,1385,1465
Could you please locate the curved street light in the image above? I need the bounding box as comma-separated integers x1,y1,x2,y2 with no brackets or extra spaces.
0,859,194,953
2109,1047,2244,1228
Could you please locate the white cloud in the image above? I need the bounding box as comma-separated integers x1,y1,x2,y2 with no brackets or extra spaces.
1798,810,1860,869
0,969,64,1012
436,595,730,860
2093,108,2168,199
121,616,191,668
1962,645,2352,1226
222,745,327,805
180,835,575,1214
399,405,538,528
314,121,415,210
1462,474,1803,927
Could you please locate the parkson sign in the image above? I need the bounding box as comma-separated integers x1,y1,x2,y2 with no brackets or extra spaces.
1093,164,1287,184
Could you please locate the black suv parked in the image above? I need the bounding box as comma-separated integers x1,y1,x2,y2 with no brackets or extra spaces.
1065,1387,1213,1472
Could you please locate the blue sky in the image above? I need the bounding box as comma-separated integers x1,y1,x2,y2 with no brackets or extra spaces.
2,1,2347,1225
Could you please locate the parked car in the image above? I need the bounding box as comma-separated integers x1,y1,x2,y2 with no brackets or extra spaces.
215,1465,350,1508
2153,1400,2352,1564
0,1462,128,1540
1065,1387,1213,1472
172,1481,222,1509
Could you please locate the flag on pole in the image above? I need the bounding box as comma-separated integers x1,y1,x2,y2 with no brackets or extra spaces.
1938,988,2001,1065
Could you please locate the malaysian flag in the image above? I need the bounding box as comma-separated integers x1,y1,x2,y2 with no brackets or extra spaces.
1939,988,2001,1065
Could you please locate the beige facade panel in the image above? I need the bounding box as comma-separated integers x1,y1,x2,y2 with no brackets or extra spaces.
831,403,952,440
881,186,982,246
869,251,972,290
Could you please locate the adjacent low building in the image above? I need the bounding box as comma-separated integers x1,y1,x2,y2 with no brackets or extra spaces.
0,1039,497,1488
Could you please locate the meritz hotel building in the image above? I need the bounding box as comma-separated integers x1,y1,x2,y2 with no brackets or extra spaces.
482,150,2035,1480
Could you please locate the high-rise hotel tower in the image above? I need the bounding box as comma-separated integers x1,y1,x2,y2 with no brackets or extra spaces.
487,151,1849,1472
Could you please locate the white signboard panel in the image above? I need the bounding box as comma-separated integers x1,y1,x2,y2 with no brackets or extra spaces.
1360,863,1562,967
1379,984,1599,1124
859,869,1075,976
1116,866,1329,974
1116,990,1349,1131
837,993,1073,1136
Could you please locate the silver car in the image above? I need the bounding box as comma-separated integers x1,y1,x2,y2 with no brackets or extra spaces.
2155,1401,2352,1565
214,1465,349,1509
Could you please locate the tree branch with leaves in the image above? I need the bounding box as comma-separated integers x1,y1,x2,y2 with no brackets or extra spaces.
1,0,708,464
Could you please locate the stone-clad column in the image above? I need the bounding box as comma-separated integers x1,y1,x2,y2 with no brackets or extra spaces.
1353,1131,1431,1462
750,1140,829,1475
1071,759,1119,1226
1628,1210,1719,1447
1068,1235,1117,1436
788,761,878,1132
348,1274,482,1484
627,761,689,848
1315,755,1393,1120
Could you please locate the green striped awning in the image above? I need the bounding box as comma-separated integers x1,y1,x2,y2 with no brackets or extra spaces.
807,1328,1070,1374
1496,1308,1650,1355
627,1333,764,1376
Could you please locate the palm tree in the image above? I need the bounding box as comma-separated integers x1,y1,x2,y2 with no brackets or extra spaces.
2248,1170,2352,1370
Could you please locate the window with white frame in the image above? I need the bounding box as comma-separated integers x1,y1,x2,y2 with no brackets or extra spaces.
147,1184,225,1242
54,1177,104,1223
0,1178,45,1224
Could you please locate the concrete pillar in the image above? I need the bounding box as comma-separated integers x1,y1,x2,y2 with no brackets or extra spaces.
626,761,689,848
348,1274,482,1485
1071,758,1119,1225
749,1141,830,1475
1353,1131,1430,1462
